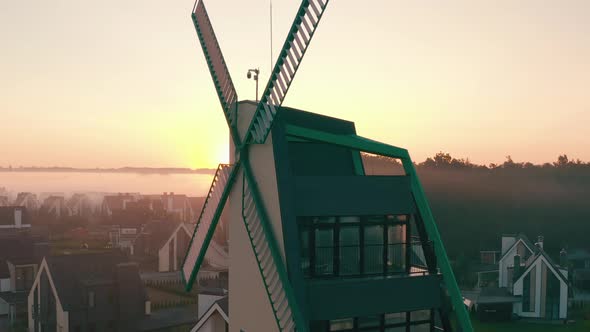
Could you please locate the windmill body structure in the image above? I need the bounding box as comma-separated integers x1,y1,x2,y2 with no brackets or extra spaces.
182,1,473,331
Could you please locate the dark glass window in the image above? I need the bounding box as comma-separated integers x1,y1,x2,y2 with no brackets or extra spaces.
315,226,335,276
329,318,354,331
299,215,414,278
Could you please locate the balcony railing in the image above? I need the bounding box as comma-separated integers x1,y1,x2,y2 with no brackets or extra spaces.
302,241,434,279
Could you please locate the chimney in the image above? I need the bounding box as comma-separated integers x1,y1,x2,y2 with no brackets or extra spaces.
513,254,521,282
536,235,544,249
560,248,568,268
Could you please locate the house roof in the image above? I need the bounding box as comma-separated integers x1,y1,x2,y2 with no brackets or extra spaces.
478,287,521,304
191,296,228,331
138,220,182,253
136,305,199,331
515,249,569,286
499,233,535,262
0,291,28,304
103,194,135,211
14,192,36,206
0,233,46,276
42,196,65,207
45,252,146,310
0,206,22,225
66,193,89,209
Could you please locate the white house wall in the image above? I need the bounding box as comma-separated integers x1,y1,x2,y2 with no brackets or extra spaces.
0,278,10,315
512,255,568,319
499,240,532,288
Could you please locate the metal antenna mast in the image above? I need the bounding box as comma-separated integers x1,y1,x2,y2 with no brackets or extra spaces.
270,0,273,72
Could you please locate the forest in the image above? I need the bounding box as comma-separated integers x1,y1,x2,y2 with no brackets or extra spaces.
364,152,590,260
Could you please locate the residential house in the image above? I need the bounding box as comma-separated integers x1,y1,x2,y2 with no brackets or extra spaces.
0,196,9,207
154,222,195,272
66,194,93,217
14,193,39,212
28,252,150,332
40,196,70,219
0,207,31,231
0,233,48,326
477,234,569,321
109,225,141,255
101,194,137,217
475,249,502,289
162,192,194,223
191,296,228,332
132,220,180,267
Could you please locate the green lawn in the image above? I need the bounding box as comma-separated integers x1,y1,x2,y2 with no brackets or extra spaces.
472,319,590,332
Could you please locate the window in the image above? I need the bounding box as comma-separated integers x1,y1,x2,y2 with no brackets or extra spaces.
522,267,535,312
15,266,35,291
88,291,95,308
299,215,412,278
358,315,380,331
321,310,432,332
329,318,354,331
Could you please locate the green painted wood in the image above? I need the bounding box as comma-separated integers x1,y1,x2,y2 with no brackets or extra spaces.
285,124,410,160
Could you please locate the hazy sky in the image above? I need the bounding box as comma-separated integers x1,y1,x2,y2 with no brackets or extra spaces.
1,0,589,168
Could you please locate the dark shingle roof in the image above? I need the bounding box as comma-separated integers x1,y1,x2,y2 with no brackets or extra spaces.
45,252,146,310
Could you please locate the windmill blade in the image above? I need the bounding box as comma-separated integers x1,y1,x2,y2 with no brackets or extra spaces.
192,0,239,131
181,163,239,291
246,0,330,144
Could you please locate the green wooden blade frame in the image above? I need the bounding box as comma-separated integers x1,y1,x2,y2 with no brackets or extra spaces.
181,162,241,292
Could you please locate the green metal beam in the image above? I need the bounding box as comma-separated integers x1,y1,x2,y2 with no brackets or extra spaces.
403,160,473,332
285,124,410,160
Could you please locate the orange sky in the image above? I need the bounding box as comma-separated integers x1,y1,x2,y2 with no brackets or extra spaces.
1,0,589,169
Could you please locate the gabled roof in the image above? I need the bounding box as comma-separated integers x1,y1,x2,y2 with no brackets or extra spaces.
139,220,182,252
103,194,135,210
191,296,228,332
42,196,65,207
14,192,36,206
45,252,146,310
515,249,569,285
158,222,194,252
66,193,89,209
499,233,535,263
0,233,47,275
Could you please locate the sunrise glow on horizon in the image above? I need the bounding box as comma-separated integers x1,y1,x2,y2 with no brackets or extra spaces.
1,0,589,169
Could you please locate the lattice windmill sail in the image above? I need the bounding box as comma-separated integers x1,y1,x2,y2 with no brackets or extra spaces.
181,1,473,331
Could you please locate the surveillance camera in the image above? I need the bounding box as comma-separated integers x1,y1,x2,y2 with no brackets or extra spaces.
247,72,251,79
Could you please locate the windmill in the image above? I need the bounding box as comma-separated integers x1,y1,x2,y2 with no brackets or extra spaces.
181,1,473,331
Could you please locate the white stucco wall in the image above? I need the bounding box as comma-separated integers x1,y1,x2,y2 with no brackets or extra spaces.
512,256,568,319
228,102,286,332
499,239,532,287
158,242,170,272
